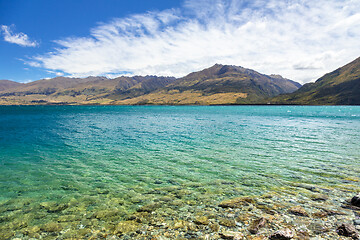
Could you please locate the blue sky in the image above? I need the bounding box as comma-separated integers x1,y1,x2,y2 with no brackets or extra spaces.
1,0,360,83
0,0,182,82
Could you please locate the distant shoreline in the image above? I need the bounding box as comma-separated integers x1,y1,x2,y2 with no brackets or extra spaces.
0,103,359,106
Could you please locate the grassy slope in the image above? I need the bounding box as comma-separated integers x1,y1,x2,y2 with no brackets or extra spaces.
114,64,300,105
270,57,360,105
0,76,176,105
0,65,301,105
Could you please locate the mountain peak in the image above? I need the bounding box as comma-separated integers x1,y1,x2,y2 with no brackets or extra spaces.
0,80,24,92
217,65,247,75
269,74,284,79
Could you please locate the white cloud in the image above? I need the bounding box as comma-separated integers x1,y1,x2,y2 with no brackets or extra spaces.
21,79,35,83
1,25,38,47
26,61,42,67
46,70,64,76
30,0,360,84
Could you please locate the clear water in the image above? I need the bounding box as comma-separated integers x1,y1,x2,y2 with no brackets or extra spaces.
0,105,359,237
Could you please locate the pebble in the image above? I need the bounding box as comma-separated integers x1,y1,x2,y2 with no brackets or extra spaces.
351,194,360,207
1,183,359,239
137,202,162,213
296,230,310,240
219,197,255,208
114,221,140,235
219,218,236,227
40,201,68,213
220,231,244,240
41,222,63,232
288,206,309,217
248,217,267,234
337,223,360,239
194,216,210,225
269,228,293,240
209,223,220,232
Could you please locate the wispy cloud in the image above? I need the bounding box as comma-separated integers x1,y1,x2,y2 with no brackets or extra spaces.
46,70,64,76
31,0,360,83
1,25,38,47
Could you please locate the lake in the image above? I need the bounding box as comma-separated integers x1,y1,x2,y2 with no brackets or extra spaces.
0,105,359,239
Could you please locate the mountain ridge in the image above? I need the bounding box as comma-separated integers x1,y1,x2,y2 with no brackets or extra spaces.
0,64,301,105
117,64,301,105
269,57,360,105
0,80,24,92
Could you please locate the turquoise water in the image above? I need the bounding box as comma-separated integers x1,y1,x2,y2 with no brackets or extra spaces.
0,105,360,238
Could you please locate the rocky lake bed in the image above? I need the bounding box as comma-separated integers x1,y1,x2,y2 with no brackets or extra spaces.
1,180,360,240
1,105,359,240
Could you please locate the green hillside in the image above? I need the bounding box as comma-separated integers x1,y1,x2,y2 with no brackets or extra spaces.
270,57,360,105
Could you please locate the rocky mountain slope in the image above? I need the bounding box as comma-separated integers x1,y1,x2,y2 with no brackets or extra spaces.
0,76,176,105
270,57,360,105
0,65,301,105
115,64,301,105
0,80,24,91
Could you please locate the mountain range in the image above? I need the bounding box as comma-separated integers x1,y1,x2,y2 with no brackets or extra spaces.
0,57,359,105
117,64,301,105
0,65,300,105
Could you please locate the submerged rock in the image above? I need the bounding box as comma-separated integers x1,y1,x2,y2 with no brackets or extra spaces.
219,231,244,240
158,195,175,202
219,218,236,227
172,220,198,231
312,211,328,218
22,225,40,237
310,194,328,202
173,220,188,229
40,201,68,213
8,218,29,230
194,216,209,225
296,230,310,240
288,206,309,217
319,208,346,217
351,194,360,207
249,217,267,234
269,228,293,240
209,223,220,232
137,202,161,213
337,223,360,239
41,222,63,232
96,188,110,194
92,209,119,220
184,231,200,239
0,230,15,239
308,222,330,234
114,221,140,235
127,212,150,224
57,214,81,222
63,229,91,238
219,197,255,208
295,184,320,192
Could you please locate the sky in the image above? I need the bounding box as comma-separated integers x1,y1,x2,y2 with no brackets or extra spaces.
1,0,360,84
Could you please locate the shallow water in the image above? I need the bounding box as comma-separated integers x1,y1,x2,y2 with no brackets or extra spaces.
0,105,359,239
